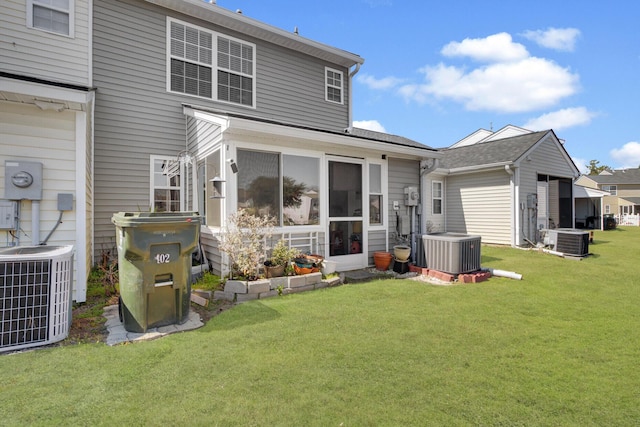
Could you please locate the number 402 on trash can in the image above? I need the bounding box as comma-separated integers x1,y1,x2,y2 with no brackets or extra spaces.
154,253,171,264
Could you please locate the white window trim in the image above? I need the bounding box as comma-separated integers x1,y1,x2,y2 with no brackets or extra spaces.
27,0,74,38
150,155,184,212
367,160,387,231
233,144,324,230
432,180,443,215
325,67,344,104
166,17,256,109
604,204,610,214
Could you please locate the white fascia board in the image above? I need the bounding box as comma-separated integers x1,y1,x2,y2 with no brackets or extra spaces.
183,106,230,130
222,115,439,159
146,0,363,68
0,77,92,104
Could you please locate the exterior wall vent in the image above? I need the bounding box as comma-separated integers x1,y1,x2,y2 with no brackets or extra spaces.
422,233,482,274
0,246,74,353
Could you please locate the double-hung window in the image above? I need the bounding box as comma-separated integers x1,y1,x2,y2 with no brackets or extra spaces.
150,156,182,212
217,37,254,106
168,18,255,107
369,164,383,225
27,0,74,37
602,185,617,195
325,67,343,104
432,181,443,215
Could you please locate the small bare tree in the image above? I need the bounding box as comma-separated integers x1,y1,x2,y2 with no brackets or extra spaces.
219,210,275,280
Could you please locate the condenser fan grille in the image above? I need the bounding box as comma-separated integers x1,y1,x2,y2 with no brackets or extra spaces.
0,260,51,348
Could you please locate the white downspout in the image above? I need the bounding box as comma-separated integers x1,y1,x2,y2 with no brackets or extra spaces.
347,63,361,131
505,165,517,246
420,158,440,234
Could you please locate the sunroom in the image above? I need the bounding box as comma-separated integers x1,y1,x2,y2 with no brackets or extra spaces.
178,105,439,275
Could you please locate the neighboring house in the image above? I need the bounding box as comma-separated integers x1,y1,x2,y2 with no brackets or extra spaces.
573,185,610,230
424,125,580,246
92,0,440,274
0,0,95,301
576,168,640,217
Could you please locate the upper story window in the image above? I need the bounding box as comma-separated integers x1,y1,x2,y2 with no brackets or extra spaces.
168,18,256,107
27,0,74,37
325,67,343,104
602,185,617,195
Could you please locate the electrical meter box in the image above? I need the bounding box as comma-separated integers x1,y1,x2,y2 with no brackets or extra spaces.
404,186,419,206
4,160,43,201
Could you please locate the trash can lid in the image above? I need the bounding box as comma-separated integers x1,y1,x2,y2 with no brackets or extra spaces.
112,212,201,226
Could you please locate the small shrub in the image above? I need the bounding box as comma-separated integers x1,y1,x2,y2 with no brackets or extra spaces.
219,210,275,280
97,249,118,297
267,238,299,267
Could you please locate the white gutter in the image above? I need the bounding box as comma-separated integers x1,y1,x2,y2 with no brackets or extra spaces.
444,161,512,175
188,107,440,159
146,0,364,68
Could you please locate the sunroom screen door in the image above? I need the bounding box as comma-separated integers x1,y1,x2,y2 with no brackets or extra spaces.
328,159,365,270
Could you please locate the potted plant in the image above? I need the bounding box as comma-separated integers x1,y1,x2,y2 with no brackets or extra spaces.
264,238,298,278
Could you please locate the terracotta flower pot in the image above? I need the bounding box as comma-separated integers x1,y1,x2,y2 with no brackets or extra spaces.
373,251,393,271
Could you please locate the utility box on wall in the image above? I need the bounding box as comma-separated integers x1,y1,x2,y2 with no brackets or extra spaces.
4,160,43,201
404,186,419,206
0,200,18,230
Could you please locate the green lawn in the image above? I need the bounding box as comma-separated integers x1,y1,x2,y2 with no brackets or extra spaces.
1,228,639,426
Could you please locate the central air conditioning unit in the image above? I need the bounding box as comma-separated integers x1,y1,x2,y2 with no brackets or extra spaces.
544,229,590,257
422,233,481,274
0,245,74,353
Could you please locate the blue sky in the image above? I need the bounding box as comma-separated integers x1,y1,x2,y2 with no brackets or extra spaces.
217,0,640,173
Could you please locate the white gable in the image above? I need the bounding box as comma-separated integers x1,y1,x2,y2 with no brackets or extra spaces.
449,128,493,148
450,124,534,148
483,125,532,142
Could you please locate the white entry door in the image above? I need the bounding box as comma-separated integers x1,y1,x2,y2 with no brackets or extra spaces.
327,158,366,271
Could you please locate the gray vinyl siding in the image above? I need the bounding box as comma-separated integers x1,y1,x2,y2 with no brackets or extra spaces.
518,136,576,200
1,0,91,86
93,0,352,255
186,115,222,160
446,170,512,245
367,229,387,265
388,158,420,241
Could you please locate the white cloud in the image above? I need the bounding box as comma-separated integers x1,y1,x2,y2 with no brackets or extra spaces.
353,120,387,133
521,27,581,52
610,141,640,169
523,107,597,131
401,57,579,113
441,32,529,62
572,157,589,175
357,73,403,90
